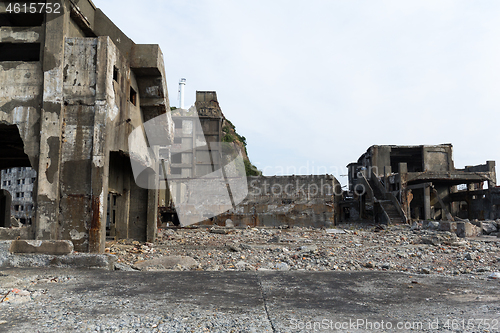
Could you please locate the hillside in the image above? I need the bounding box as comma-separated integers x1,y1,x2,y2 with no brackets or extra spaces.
220,116,261,176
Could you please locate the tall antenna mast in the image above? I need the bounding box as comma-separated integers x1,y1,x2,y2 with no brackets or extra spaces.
178,78,186,109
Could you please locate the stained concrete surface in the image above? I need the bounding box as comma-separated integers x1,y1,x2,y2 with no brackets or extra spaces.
0,269,499,332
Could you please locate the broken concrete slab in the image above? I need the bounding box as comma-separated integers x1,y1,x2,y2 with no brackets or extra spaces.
132,255,198,270
482,221,497,235
438,221,457,233
114,262,137,271
299,245,318,253
9,240,73,255
48,254,116,270
0,241,116,270
6,253,116,270
326,228,346,234
422,221,439,230
209,228,229,235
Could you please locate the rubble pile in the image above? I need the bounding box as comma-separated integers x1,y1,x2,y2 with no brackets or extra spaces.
106,221,500,276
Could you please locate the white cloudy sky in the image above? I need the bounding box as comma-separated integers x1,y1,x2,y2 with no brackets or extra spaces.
95,0,500,186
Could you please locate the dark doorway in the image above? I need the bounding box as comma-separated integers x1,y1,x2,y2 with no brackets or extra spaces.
0,124,36,227
0,190,11,227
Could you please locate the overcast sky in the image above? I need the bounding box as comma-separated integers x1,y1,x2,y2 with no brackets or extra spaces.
95,0,500,186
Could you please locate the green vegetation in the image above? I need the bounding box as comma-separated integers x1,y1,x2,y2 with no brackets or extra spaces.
244,159,261,176
222,133,235,143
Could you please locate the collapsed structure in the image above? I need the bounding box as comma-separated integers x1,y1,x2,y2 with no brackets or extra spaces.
214,175,341,228
0,0,173,252
344,144,499,224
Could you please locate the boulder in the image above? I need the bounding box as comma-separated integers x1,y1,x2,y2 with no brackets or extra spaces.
456,222,482,238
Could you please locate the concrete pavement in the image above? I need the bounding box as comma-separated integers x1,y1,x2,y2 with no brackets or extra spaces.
1,269,499,332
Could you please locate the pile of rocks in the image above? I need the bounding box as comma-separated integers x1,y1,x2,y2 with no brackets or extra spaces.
105,221,500,277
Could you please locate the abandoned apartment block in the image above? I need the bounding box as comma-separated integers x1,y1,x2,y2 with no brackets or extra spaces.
0,167,37,226
343,144,498,225
0,0,174,252
159,91,225,226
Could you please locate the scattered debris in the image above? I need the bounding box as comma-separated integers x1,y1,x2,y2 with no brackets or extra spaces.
101,223,500,275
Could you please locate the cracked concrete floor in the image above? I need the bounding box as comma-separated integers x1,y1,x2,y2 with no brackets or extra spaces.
1,268,500,332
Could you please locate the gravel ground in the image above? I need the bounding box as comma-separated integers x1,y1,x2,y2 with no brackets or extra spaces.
107,222,500,277
0,270,273,332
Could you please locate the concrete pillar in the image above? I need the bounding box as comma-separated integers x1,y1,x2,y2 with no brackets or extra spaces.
424,185,431,220
147,147,159,243
398,162,408,174
35,0,68,240
487,161,496,188
88,37,112,253
384,166,391,191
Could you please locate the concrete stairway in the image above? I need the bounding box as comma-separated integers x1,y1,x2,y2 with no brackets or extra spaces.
379,200,405,224
366,172,407,224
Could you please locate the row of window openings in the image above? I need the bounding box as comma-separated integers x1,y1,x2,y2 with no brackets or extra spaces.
113,66,137,106
16,192,33,198
14,204,33,212
2,178,36,186
2,167,32,174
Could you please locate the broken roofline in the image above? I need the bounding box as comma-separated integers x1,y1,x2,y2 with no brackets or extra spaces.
404,171,495,185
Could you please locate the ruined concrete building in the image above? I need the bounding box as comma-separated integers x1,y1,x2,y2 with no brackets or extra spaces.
344,144,498,224
0,167,37,225
158,91,223,225
0,0,173,252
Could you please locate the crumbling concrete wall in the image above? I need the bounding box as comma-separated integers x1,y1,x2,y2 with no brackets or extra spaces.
212,175,341,228
423,145,453,172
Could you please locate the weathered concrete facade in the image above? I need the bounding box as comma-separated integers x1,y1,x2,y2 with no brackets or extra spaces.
345,144,497,224
0,0,173,252
212,175,341,228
